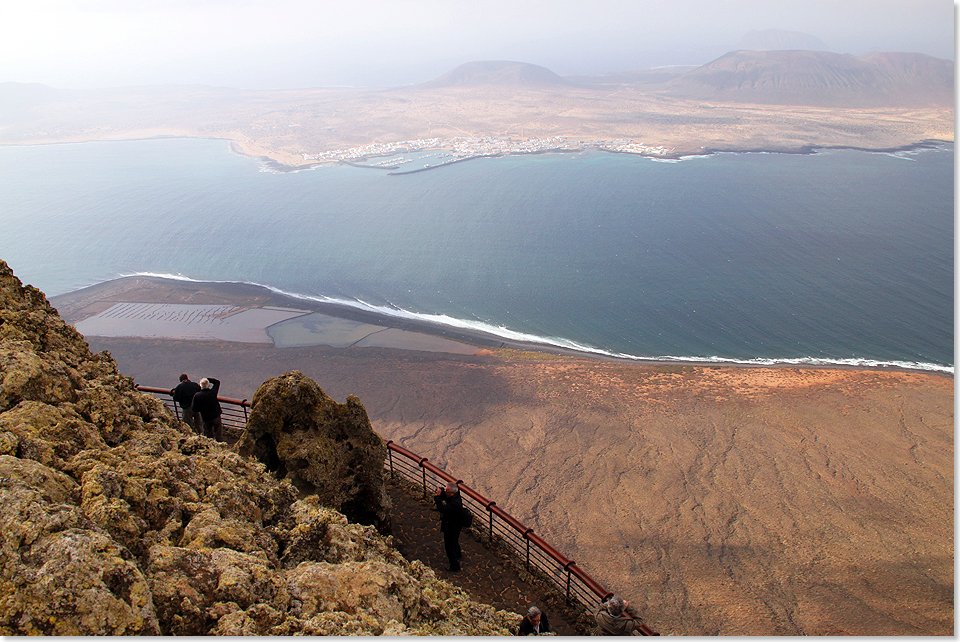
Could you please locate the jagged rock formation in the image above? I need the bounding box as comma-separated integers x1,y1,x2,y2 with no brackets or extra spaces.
238,371,392,532
0,259,519,635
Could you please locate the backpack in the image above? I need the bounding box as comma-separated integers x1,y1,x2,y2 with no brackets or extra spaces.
461,506,474,528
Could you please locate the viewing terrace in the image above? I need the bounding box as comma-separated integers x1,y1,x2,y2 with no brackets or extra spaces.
137,384,660,636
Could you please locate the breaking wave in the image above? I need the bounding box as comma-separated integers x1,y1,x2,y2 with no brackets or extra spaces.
122,273,954,375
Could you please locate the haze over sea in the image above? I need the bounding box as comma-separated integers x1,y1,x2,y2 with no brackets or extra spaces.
0,138,952,372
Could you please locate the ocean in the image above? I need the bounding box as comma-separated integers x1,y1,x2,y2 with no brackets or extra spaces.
0,138,953,372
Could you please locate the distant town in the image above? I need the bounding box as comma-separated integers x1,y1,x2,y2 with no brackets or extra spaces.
302,136,673,168
0,53,950,171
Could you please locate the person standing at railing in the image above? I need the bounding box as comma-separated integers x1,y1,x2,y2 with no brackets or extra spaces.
434,483,464,572
171,374,202,435
517,606,553,635
592,595,644,635
191,377,223,442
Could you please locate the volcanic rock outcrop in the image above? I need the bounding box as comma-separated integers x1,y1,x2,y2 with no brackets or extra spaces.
237,371,391,532
0,259,518,635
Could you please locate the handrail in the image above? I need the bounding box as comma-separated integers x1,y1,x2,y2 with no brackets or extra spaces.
383,439,657,635
136,384,659,635
137,384,251,410
136,384,250,438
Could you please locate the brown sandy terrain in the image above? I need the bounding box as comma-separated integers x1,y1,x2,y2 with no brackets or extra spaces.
51,279,954,636
1,78,951,168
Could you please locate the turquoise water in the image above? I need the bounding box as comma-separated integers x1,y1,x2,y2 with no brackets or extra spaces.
0,138,953,371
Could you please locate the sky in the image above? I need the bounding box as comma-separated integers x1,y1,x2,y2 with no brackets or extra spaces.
0,0,954,90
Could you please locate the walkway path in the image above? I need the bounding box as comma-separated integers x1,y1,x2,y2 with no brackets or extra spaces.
386,479,585,636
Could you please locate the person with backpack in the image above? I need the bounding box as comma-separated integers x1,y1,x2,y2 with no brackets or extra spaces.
434,482,465,572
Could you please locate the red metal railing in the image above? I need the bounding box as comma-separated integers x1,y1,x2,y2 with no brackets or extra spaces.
384,440,656,634
137,385,250,440
136,384,658,635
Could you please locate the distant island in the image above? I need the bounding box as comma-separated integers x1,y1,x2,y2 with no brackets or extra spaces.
0,52,952,169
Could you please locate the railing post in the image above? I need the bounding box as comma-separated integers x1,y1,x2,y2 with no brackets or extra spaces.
526,537,531,570
387,445,395,479
420,462,428,498
242,401,248,423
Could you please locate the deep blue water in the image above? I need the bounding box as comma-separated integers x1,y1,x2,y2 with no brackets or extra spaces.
0,138,953,371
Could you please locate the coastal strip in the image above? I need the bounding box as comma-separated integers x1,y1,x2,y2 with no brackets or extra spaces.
49,275,953,375
277,136,953,174
51,276,486,356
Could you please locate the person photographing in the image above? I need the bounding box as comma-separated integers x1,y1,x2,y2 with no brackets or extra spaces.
191,377,223,442
434,483,464,572
593,594,644,635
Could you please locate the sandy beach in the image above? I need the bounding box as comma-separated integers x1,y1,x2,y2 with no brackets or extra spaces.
50,276,954,635
52,275,591,358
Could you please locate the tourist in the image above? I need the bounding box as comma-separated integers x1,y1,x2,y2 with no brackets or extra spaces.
191,377,223,441
170,373,202,434
593,595,643,635
518,606,552,635
434,482,464,571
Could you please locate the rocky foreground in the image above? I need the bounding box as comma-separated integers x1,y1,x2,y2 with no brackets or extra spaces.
0,259,520,635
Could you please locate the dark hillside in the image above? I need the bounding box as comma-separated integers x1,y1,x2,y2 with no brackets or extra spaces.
660,50,954,107
0,82,63,121
563,66,697,89
417,60,573,89
734,29,828,52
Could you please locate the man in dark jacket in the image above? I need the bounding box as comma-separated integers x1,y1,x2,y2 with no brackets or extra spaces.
171,374,202,434
191,377,223,441
518,606,551,635
434,483,464,571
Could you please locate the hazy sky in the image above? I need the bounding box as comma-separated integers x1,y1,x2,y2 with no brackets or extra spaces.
1,0,954,89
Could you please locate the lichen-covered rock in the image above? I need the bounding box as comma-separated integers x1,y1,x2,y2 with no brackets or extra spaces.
146,545,291,635
0,456,160,635
0,259,518,635
238,370,392,532
0,345,78,411
0,400,107,469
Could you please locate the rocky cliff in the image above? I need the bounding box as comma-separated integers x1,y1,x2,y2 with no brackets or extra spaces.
238,371,392,533
0,259,518,635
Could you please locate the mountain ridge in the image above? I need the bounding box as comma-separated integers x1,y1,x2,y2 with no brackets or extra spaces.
734,29,828,52
0,50,951,166
416,60,573,89
3,50,952,107
657,49,954,107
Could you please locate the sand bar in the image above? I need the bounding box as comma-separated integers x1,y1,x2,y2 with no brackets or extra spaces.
54,276,487,356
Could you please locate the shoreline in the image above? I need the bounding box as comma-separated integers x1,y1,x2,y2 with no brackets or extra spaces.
54,135,937,175
49,275,953,377
236,137,954,174
5,134,952,176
